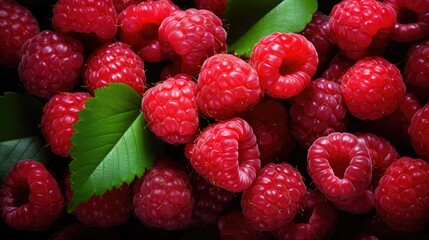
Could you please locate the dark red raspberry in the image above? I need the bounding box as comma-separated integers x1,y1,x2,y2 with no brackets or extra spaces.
301,11,335,72
409,102,429,161
133,159,194,230
0,1,39,68
289,78,348,149
218,210,271,240
404,39,429,103
193,0,227,18
375,157,429,232
307,132,372,202
82,41,146,95
159,63,180,80
158,8,227,75
329,0,396,59
142,74,198,144
277,189,338,240
112,0,141,14
340,56,406,120
41,92,90,157
249,32,318,99
188,118,260,192
241,97,290,162
321,53,355,85
118,0,179,62
331,188,375,214
65,175,132,229
0,160,64,231
384,0,429,42
50,222,121,240
355,132,399,185
241,162,306,231
18,30,84,99
190,172,234,226
196,53,262,119
51,0,117,43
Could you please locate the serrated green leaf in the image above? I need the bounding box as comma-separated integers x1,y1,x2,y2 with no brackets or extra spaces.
225,0,318,57
68,83,157,213
0,92,52,183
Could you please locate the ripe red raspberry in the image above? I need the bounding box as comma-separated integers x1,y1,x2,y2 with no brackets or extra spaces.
241,162,306,231
301,11,335,71
404,39,429,103
409,102,429,161
0,160,64,231
190,173,234,226
218,210,271,240
277,189,338,240
0,1,39,68
133,159,194,230
41,92,90,157
187,117,260,192
241,97,290,162
384,0,429,42
249,32,318,99
355,132,399,185
142,74,198,144
321,53,355,84
82,41,146,95
196,53,261,119
18,30,84,99
65,175,132,229
375,157,429,232
340,56,406,120
112,0,141,14
118,0,179,62
331,188,375,214
289,78,348,149
158,8,227,75
329,0,396,59
307,132,372,202
52,0,117,43
193,0,227,18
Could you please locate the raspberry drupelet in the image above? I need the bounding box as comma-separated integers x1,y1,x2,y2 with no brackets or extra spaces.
249,32,318,99
112,0,141,14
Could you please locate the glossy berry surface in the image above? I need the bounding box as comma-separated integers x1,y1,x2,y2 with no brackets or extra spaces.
409,102,429,161
404,39,429,103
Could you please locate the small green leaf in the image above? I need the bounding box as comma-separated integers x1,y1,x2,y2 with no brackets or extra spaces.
225,0,318,57
0,92,52,182
68,83,157,213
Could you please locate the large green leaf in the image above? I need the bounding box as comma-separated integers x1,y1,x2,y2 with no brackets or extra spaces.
0,93,51,182
68,83,157,212
225,0,318,57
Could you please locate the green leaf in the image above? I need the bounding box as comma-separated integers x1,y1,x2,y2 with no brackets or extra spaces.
68,83,157,213
224,0,318,57
0,92,52,182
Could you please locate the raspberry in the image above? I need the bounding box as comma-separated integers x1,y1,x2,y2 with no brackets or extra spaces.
118,0,179,62
50,222,121,240
112,0,141,14
18,30,84,99
355,132,399,185
321,53,355,84
158,8,227,75
374,157,429,232
277,189,338,240
196,53,262,119
0,160,64,231
249,32,318,99
409,102,429,161
384,0,429,42
340,56,406,120
193,0,227,18
133,159,195,230
82,41,146,95
331,188,375,214
159,63,180,80
218,210,269,240
307,132,372,202
41,92,90,157
187,117,260,192
289,78,348,149
329,0,396,59
241,162,306,231
0,1,39,68
241,97,290,162
65,175,132,229
51,0,117,43
189,172,234,226
404,39,429,103
142,74,199,144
